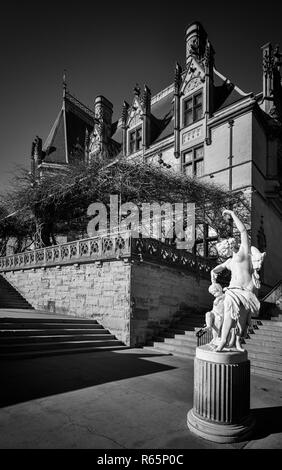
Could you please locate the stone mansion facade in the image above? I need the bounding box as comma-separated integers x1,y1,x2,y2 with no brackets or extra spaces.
30,21,282,290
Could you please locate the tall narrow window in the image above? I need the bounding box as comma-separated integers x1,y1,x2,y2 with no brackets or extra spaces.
183,91,203,127
129,126,142,154
183,145,204,177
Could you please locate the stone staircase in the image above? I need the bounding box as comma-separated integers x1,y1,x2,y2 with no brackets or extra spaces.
0,312,126,358
0,275,33,309
144,313,282,380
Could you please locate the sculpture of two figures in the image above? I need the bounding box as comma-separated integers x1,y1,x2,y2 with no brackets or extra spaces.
203,209,266,352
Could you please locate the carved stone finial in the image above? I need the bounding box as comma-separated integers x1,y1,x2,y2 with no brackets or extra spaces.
142,85,151,114
263,46,274,77
121,101,129,126
203,40,214,68
63,69,67,97
133,84,141,96
174,62,182,92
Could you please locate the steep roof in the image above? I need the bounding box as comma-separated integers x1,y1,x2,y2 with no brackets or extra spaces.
150,86,174,144
42,93,94,164
213,69,249,112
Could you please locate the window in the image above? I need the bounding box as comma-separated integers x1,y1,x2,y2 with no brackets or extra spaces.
183,145,204,177
129,126,142,154
183,91,203,127
194,223,218,258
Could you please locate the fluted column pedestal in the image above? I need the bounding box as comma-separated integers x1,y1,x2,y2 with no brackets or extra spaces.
187,345,255,443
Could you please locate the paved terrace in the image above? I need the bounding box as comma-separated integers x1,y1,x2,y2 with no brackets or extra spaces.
0,345,281,449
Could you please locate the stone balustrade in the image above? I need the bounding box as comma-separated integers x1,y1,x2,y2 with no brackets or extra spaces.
0,232,132,271
0,231,215,279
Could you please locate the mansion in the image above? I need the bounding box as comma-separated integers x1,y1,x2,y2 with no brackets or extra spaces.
30,21,282,290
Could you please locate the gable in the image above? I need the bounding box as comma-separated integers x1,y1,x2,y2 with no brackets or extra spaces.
180,57,205,96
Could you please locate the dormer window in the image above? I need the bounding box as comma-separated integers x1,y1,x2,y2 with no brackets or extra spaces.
129,126,142,154
183,91,203,127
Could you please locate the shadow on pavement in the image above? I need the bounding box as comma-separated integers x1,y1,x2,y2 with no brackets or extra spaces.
0,351,176,408
251,406,282,439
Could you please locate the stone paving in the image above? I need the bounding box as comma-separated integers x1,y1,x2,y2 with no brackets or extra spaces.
0,348,281,449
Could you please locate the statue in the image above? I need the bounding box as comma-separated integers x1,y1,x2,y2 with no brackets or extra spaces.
203,283,225,345
210,209,266,352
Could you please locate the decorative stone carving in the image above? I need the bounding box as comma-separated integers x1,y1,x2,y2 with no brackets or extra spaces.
89,125,102,156
187,36,200,59
263,47,274,77
182,125,202,145
121,101,130,127
185,77,202,94
174,62,182,93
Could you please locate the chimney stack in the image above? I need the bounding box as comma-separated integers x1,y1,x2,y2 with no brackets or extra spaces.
185,21,208,65
94,96,113,143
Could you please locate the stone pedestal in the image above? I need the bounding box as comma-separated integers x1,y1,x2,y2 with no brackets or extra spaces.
187,345,255,443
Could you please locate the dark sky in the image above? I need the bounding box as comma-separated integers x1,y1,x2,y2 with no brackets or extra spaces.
1,0,282,193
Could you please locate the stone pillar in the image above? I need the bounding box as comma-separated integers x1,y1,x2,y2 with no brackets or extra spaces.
187,345,255,443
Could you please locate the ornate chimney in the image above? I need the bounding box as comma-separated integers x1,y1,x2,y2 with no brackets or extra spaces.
94,96,113,144
185,21,208,65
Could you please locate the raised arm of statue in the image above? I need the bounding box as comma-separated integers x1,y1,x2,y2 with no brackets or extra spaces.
211,259,230,283
222,210,249,255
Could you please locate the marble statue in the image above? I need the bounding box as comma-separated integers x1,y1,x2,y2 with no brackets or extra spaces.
203,283,225,345
209,209,266,352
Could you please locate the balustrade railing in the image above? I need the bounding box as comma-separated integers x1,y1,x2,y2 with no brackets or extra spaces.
131,237,215,278
0,231,215,277
0,231,132,271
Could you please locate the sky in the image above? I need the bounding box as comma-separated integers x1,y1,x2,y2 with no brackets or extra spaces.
1,0,282,193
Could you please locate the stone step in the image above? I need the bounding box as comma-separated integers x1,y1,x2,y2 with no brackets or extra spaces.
148,341,196,356
0,344,128,359
0,301,31,308
144,344,195,358
0,317,99,324
0,276,33,309
177,321,205,327
254,322,282,331
0,338,123,353
169,329,201,338
257,319,282,326
156,337,197,347
157,336,282,358
249,357,282,373
0,334,116,344
0,322,103,330
245,336,282,347
251,365,282,380
247,350,282,365
170,326,202,334
0,327,109,337
245,344,282,355
247,329,282,338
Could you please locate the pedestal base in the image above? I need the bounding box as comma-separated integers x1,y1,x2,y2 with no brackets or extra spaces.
187,409,255,444
187,344,255,443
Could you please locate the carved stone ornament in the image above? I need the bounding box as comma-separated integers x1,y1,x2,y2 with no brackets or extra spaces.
184,77,202,94
127,97,143,127
89,126,102,155
187,36,199,58
263,49,274,77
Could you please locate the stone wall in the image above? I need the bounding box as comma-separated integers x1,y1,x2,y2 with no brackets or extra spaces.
2,256,212,347
3,260,131,345
131,261,211,346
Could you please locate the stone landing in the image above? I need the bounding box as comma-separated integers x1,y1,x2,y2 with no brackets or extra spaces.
187,345,255,443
